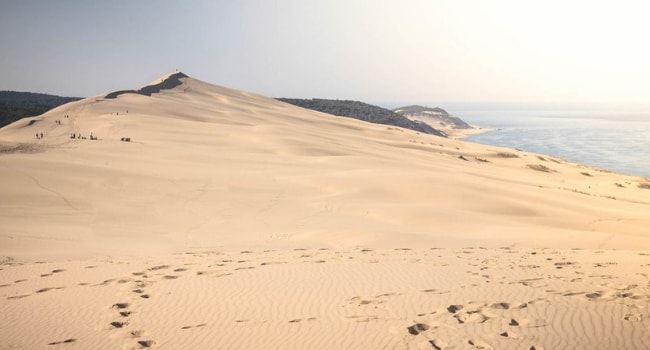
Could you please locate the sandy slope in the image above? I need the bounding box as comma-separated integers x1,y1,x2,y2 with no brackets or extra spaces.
1,72,649,349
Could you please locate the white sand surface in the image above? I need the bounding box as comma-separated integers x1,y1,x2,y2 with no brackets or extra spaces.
1,72,649,349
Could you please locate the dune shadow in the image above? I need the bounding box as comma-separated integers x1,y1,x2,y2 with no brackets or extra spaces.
105,72,188,99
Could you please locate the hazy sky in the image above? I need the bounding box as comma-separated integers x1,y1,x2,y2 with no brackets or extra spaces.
2,0,649,108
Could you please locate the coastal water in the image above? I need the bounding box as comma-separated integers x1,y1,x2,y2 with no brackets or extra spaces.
454,109,650,178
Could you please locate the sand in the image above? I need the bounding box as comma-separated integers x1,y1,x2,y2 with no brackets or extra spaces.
1,72,649,349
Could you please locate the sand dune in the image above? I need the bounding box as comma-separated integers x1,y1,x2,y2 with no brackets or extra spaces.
1,72,649,349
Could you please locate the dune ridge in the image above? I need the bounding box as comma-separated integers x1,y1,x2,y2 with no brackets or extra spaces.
1,72,649,349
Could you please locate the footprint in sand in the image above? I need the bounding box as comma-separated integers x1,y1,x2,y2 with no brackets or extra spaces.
488,302,511,310
407,323,430,335
593,262,617,268
234,266,255,271
509,318,546,328
7,294,31,300
344,315,380,322
110,321,128,329
181,323,207,330
137,340,156,348
133,280,153,288
376,292,398,298
585,291,614,301
454,310,488,324
527,298,548,305
112,302,130,309
47,338,76,346
468,339,493,349
148,265,170,271
94,278,116,286
196,270,231,277
514,278,547,288
623,314,643,322
447,304,463,313
428,339,447,350
349,296,383,306
553,261,578,269
562,291,585,297
499,330,519,339
130,330,145,338
449,301,521,325
288,318,317,323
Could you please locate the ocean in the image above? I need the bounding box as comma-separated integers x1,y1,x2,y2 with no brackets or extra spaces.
452,109,650,178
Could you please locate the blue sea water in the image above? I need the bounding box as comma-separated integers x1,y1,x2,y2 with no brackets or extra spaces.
453,109,650,178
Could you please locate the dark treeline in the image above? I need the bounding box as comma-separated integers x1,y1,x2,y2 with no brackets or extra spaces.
0,91,81,128
394,105,450,115
277,98,446,137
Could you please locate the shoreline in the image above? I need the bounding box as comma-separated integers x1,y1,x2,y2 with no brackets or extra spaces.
452,113,650,178
445,124,494,140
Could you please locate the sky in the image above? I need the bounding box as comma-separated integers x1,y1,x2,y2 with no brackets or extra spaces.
1,0,650,110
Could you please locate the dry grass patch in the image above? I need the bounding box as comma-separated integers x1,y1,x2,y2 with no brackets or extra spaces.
496,152,519,158
527,164,556,173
